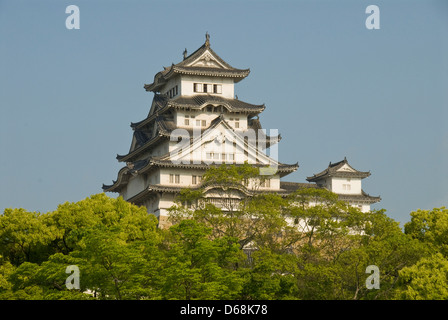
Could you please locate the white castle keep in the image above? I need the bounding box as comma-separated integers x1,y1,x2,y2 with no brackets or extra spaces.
103,34,380,227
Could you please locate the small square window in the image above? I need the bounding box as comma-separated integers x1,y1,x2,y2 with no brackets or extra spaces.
194,83,203,93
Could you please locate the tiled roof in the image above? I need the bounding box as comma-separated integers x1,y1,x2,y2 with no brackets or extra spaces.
119,111,280,162
306,157,371,182
247,118,282,145
280,181,319,192
278,181,381,203
130,94,265,131
148,159,298,173
103,159,299,193
144,37,250,92
170,94,265,112
337,190,381,203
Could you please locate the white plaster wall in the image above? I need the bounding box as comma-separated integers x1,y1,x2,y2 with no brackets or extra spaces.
223,114,247,130
174,110,248,131
147,169,161,185
181,126,269,165
119,189,127,201
159,193,176,211
125,175,145,200
160,77,181,97
143,197,159,215
180,75,234,99
157,166,279,190
359,204,371,213
175,110,219,130
331,177,362,194
346,202,371,213
160,168,205,187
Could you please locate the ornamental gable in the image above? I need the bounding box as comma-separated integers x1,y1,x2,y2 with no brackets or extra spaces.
165,119,280,170
186,50,228,69
336,163,357,173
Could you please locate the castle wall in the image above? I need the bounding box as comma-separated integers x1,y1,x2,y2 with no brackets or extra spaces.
180,75,234,99
331,177,362,195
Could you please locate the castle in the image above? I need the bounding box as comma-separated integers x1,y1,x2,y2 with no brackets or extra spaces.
102,34,380,227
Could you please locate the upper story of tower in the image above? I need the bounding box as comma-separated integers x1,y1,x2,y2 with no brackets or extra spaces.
144,33,250,100
112,34,281,165
306,157,372,196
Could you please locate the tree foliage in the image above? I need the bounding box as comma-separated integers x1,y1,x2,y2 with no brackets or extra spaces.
0,166,445,300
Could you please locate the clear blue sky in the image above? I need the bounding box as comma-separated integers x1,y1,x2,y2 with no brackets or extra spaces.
1,0,447,226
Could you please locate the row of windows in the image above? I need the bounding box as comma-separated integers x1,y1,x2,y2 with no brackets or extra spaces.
166,85,178,98
168,173,271,188
184,115,207,127
229,118,240,128
206,152,235,161
194,83,222,94
165,83,223,98
169,174,202,185
241,178,271,188
183,115,240,128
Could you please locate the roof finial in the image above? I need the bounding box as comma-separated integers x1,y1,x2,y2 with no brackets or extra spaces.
205,32,210,47
183,48,187,60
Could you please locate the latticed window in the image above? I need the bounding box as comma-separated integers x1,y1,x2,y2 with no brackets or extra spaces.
260,179,271,188
194,83,203,93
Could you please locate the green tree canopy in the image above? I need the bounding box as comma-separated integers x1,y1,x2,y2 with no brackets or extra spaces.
404,207,448,256
0,166,445,300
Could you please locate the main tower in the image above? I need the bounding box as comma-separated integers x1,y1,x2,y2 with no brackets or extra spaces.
103,34,298,227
